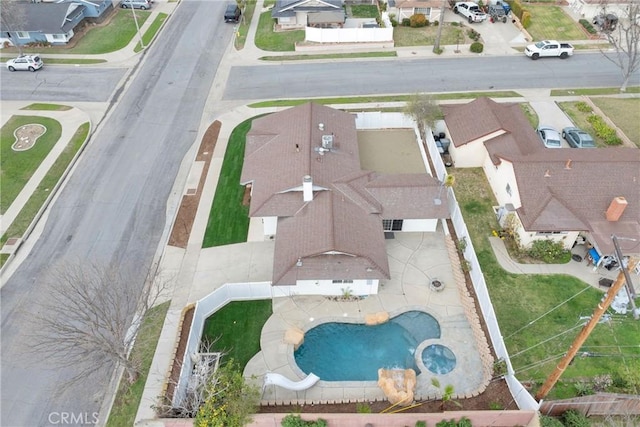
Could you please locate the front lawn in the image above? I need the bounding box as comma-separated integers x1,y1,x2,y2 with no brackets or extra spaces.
558,100,626,147
202,119,253,247
452,167,640,399
1,116,62,214
523,5,587,41
255,9,304,51
590,98,640,148
201,300,273,370
350,5,379,18
393,23,472,47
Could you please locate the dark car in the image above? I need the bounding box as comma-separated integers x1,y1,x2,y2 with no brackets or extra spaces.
562,127,596,148
224,3,241,23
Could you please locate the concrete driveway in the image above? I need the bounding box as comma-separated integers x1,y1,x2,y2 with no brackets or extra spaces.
530,100,576,148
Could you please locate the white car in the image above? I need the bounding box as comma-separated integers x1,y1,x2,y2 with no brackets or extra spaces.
6,54,43,72
536,126,562,148
120,0,152,9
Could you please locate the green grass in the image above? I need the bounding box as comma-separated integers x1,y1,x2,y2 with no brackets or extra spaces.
260,51,397,61
201,300,273,370
255,9,304,51
0,253,9,268
248,91,522,108
523,5,587,41
7,10,150,55
590,98,640,148
350,5,379,18
452,167,640,399
21,104,72,111
393,24,469,47
235,0,257,50
558,101,622,147
1,122,89,246
106,301,170,427
551,87,640,96
519,103,539,129
134,12,168,53
202,119,253,247
1,116,62,214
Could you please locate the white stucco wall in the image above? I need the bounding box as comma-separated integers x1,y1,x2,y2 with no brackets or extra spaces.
262,216,278,236
482,157,522,208
402,218,438,232
290,279,379,296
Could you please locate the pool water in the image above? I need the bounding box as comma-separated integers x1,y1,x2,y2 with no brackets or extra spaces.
422,344,456,374
294,311,441,381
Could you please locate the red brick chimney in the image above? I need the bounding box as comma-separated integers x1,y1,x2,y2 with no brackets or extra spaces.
605,197,628,221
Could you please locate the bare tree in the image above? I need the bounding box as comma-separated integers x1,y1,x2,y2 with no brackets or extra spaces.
598,1,640,91
404,93,443,137
30,261,169,389
0,0,27,55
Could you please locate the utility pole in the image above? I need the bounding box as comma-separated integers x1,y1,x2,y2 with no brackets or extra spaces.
433,0,447,53
612,235,639,319
535,257,639,401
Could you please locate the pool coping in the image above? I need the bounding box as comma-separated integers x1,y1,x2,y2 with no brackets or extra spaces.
247,230,494,406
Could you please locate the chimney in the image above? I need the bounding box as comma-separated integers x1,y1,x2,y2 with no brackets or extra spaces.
303,175,313,202
606,197,627,221
565,159,572,170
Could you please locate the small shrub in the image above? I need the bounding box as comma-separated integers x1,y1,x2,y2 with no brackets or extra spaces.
586,114,622,145
540,415,564,427
528,240,569,263
450,21,459,26
579,19,597,34
574,380,594,397
281,414,328,427
436,420,457,427
561,409,590,427
356,402,372,413
457,417,472,427
460,259,472,273
433,47,444,54
575,101,592,112
416,421,427,427
593,374,613,391
489,401,504,410
402,18,411,26
466,28,481,41
470,42,484,53
410,13,428,27
433,20,439,26
521,10,531,28
493,359,508,377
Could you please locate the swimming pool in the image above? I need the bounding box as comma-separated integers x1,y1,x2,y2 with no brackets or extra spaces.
294,310,443,381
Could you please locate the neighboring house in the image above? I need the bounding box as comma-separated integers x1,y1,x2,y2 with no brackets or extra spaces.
390,0,443,22
240,103,449,295
58,0,115,21
567,0,632,20
272,0,346,30
0,2,86,46
441,97,640,259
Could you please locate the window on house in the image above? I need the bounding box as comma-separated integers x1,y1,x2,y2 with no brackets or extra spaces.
536,231,567,236
505,184,512,196
52,34,64,40
382,219,403,231
16,31,29,39
415,7,431,15
332,280,354,284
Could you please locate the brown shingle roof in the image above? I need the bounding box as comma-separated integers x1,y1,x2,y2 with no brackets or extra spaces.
241,103,450,285
443,97,640,255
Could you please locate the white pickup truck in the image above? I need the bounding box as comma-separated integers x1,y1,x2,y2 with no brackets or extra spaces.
453,2,488,23
524,40,574,60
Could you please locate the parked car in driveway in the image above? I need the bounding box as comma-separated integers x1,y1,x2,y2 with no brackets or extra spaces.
120,0,152,10
537,125,562,148
6,55,43,72
562,127,596,148
453,2,488,23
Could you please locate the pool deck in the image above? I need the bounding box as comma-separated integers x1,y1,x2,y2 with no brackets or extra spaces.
245,226,493,406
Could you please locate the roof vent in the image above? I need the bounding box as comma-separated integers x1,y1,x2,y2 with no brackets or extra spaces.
318,123,325,131
544,169,551,177
606,196,627,222
565,159,572,170
321,134,334,149
303,175,313,202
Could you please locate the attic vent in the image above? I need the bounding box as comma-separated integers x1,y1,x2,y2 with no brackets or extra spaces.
321,134,334,149
318,123,325,131
606,196,627,222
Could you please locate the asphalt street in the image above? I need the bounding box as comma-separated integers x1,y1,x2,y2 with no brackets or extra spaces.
0,2,232,426
0,67,127,102
224,53,640,100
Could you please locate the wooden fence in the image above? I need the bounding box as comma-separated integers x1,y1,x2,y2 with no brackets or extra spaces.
540,393,640,417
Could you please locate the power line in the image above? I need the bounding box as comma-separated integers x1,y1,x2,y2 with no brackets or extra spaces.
504,286,592,340
510,324,583,358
